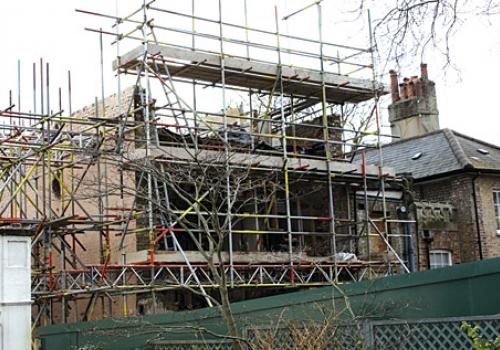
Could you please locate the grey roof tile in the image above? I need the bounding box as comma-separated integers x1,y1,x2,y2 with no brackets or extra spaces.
454,133,500,171
355,129,500,179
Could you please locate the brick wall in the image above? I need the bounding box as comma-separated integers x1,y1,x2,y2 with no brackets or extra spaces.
415,175,475,269
33,87,139,324
414,172,500,270
72,86,137,124
476,175,500,258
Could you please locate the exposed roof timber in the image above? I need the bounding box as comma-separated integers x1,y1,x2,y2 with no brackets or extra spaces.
268,99,319,119
115,44,386,104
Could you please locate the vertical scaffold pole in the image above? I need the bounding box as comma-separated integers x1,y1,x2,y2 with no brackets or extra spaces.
243,0,255,151
142,0,155,260
368,10,395,274
142,2,157,314
33,63,39,220
274,6,294,282
46,61,54,323
218,0,234,286
67,69,77,322
39,58,48,325
114,0,129,318
17,60,24,217
317,2,338,282
191,0,198,142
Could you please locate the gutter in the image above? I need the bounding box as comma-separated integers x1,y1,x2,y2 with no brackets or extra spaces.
472,172,484,260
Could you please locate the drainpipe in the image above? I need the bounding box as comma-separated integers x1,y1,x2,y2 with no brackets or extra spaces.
422,230,433,270
425,240,431,269
414,210,420,270
471,173,484,260
404,222,415,272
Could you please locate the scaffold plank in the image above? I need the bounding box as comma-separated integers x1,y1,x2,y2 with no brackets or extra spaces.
115,44,385,103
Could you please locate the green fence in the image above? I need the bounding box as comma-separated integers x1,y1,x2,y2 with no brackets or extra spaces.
145,315,500,350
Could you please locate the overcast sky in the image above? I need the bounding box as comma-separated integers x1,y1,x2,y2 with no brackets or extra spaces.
0,0,499,145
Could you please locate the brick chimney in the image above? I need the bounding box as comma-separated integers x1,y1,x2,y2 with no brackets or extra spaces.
388,64,439,140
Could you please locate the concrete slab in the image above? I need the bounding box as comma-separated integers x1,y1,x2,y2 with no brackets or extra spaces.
127,250,337,264
126,146,394,178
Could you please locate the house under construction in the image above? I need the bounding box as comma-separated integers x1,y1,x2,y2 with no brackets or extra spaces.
0,1,415,326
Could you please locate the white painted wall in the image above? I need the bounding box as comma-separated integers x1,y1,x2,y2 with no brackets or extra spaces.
0,234,31,350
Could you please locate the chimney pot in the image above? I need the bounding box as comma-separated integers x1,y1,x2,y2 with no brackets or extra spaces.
421,63,428,80
399,83,408,100
389,70,400,103
414,78,423,97
407,81,415,98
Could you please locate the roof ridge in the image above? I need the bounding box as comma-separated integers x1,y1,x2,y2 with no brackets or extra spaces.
449,129,500,150
442,128,472,169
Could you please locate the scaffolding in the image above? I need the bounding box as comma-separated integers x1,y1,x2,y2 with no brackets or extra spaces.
0,0,415,327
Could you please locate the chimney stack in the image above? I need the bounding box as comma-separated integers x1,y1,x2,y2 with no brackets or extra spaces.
388,63,439,140
389,70,400,103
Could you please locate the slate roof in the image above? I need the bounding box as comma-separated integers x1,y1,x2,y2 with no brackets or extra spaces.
356,129,500,180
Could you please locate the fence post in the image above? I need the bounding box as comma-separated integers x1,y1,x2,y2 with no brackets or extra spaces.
362,320,374,350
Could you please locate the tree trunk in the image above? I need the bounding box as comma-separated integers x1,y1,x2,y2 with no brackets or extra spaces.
218,283,242,350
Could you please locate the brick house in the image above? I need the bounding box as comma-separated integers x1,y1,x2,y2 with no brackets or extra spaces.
361,65,500,270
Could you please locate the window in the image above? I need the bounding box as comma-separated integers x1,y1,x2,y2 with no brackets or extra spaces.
411,152,423,160
494,190,500,234
429,250,452,269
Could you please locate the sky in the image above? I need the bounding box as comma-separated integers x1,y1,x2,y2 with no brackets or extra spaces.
0,0,499,145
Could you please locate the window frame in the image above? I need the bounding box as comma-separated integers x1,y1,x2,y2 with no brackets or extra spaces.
429,250,452,269
494,190,500,235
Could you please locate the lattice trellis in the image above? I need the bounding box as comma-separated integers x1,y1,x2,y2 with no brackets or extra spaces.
145,340,234,350
143,316,500,350
245,324,365,349
373,317,500,350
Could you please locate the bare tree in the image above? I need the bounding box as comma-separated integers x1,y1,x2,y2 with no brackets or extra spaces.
348,0,500,70
77,282,412,350
118,132,281,349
